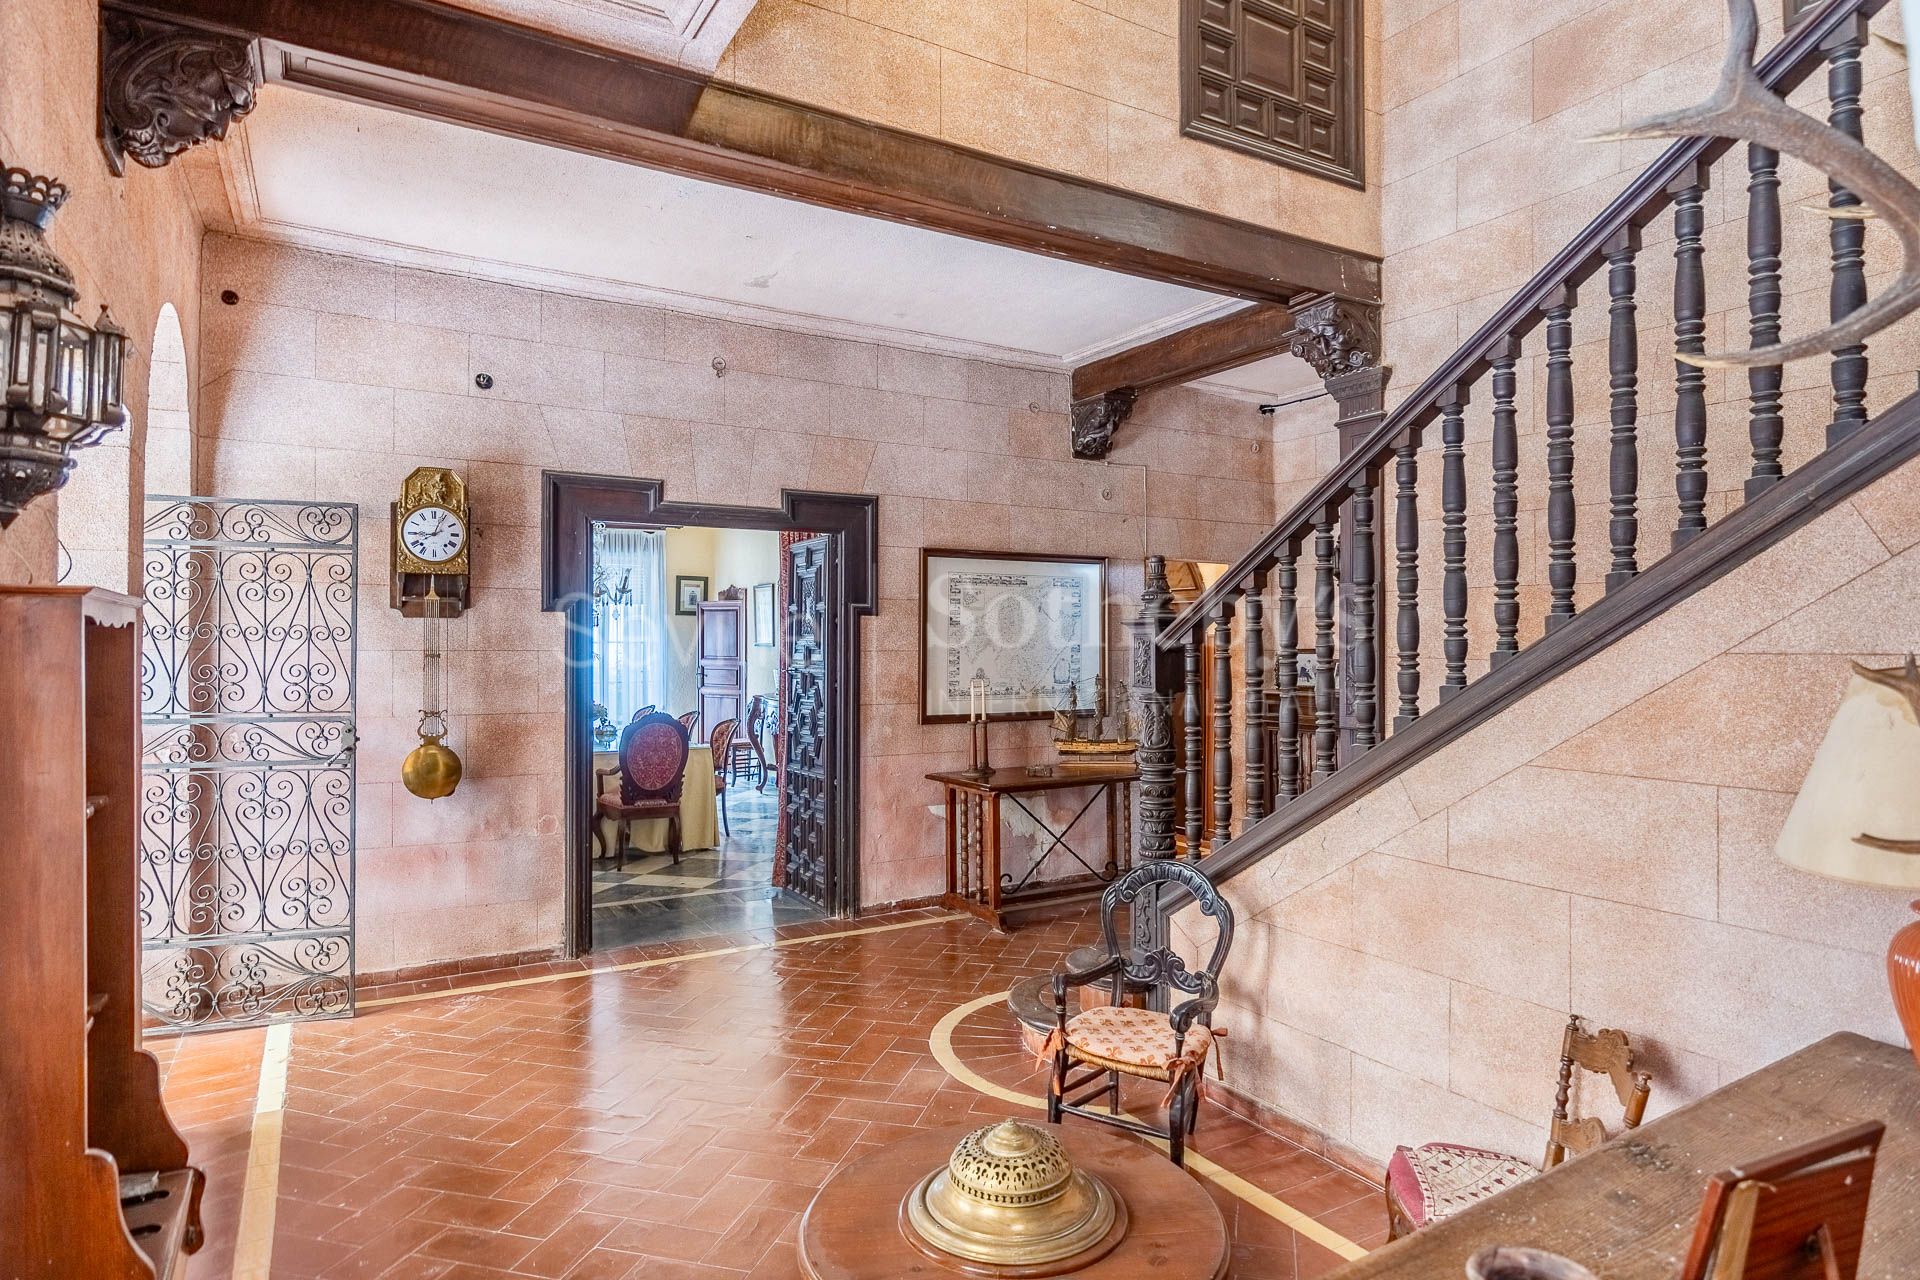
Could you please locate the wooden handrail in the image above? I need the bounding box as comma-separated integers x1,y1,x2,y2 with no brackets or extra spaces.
1158,0,1888,649
1161,385,1920,901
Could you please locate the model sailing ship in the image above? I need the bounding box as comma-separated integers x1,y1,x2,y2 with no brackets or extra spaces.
1051,678,1138,767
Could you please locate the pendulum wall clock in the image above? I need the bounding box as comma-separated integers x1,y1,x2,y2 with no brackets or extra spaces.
391,466,471,799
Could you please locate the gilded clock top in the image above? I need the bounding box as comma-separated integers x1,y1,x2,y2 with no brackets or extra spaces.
400,467,467,513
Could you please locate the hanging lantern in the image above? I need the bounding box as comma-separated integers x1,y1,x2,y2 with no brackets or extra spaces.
0,163,129,528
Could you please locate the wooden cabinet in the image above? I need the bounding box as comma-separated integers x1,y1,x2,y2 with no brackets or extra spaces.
0,587,204,1278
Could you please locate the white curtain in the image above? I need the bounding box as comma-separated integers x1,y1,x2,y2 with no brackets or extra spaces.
593,527,667,726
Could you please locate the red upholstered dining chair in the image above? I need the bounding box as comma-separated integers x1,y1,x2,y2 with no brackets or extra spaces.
677,709,699,737
1384,1014,1653,1238
708,717,738,836
628,704,657,723
594,712,690,870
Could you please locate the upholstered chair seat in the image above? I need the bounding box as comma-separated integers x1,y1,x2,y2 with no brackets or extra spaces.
1055,1005,1215,1082
1384,1143,1538,1231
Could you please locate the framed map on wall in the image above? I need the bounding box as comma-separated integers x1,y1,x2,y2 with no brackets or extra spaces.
919,549,1107,724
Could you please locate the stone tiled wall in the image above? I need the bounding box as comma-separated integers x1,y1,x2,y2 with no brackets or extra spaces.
1378,0,1920,688
1176,454,1919,1165
193,233,1312,970
716,0,1383,251
0,0,205,588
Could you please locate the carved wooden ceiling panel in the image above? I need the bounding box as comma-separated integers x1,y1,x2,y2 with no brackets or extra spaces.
1181,0,1365,188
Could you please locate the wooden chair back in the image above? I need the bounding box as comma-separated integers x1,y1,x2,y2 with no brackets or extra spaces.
1097,860,1234,1011
1675,1120,1882,1280
708,717,738,786
616,712,689,805
745,694,768,744
629,704,657,723
1543,1014,1654,1169
677,710,698,736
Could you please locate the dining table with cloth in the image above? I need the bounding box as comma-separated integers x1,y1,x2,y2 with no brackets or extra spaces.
591,743,719,856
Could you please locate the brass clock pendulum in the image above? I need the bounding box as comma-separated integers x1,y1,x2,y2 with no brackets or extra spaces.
402,583,463,800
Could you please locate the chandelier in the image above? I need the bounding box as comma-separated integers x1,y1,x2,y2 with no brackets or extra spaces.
589,523,634,624
0,164,129,528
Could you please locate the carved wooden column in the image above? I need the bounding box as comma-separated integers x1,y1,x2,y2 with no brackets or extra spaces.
1129,556,1178,962
100,9,261,174
1288,296,1387,764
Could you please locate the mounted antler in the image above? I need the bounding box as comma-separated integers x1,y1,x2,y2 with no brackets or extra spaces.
1600,0,1920,366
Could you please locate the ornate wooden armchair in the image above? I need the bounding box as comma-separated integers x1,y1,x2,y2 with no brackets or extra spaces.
1385,1013,1654,1238
1044,860,1233,1167
594,712,690,870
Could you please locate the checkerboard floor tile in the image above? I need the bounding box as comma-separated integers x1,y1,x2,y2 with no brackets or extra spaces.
592,785,821,949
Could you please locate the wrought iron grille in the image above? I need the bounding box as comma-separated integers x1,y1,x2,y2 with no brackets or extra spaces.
139,497,358,1032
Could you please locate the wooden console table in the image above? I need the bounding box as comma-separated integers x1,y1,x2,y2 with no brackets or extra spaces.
1331,1033,1920,1279
928,763,1136,930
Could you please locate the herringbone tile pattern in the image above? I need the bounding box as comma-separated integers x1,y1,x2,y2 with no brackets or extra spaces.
160,911,1385,1277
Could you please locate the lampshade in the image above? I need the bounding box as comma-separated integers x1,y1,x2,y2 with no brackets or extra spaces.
1775,657,1920,889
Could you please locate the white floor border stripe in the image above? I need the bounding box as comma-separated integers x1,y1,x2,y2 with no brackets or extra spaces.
928,990,1369,1262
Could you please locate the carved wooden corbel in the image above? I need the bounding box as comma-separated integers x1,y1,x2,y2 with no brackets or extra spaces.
1069,388,1139,461
100,9,260,175
1286,294,1382,384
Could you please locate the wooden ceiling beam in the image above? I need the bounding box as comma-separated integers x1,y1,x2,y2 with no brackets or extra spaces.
106,0,1382,307
1070,302,1299,402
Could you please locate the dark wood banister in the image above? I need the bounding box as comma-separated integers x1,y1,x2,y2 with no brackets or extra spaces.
1165,384,1920,900
1158,0,1888,649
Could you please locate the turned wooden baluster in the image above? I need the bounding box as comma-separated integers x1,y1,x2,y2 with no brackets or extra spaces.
1826,15,1870,445
1440,386,1470,695
1604,231,1641,590
1543,285,1578,630
1350,470,1379,749
1182,635,1203,856
1672,169,1709,547
1210,603,1233,851
1745,142,1785,498
1275,549,1301,803
1392,432,1422,726
1311,515,1338,781
1243,570,1269,822
1489,337,1521,663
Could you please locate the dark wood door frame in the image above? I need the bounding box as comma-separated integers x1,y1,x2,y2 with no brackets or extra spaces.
541,472,879,956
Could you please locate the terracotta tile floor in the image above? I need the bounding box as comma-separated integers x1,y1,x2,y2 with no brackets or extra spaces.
156,910,1386,1278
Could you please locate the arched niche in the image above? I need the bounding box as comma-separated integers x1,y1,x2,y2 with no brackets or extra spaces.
60,302,190,591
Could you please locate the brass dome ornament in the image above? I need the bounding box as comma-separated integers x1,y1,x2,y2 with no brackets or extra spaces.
901,1120,1123,1271
0,163,129,528
402,713,462,800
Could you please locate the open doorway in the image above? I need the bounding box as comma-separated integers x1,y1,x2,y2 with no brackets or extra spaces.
541,474,878,957
585,524,809,948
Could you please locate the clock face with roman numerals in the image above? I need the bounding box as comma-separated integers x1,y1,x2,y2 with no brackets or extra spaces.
401,505,466,563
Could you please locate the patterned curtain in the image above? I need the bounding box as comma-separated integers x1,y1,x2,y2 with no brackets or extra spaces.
592,527,668,724
771,529,812,890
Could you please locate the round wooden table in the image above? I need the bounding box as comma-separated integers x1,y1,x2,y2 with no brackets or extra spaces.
799,1123,1231,1279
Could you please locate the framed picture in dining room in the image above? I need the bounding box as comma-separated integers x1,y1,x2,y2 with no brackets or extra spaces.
751,581,776,646
674,574,707,615
919,549,1106,724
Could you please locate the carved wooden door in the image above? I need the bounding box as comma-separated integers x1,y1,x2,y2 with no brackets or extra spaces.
781,537,832,907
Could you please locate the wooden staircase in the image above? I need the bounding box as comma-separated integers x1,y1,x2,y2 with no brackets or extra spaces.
1127,0,1920,926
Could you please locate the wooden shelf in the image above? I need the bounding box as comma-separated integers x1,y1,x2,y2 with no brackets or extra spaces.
2,586,204,1277
122,1169,198,1280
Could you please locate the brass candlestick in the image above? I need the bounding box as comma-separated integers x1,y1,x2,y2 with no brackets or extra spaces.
962,677,993,779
